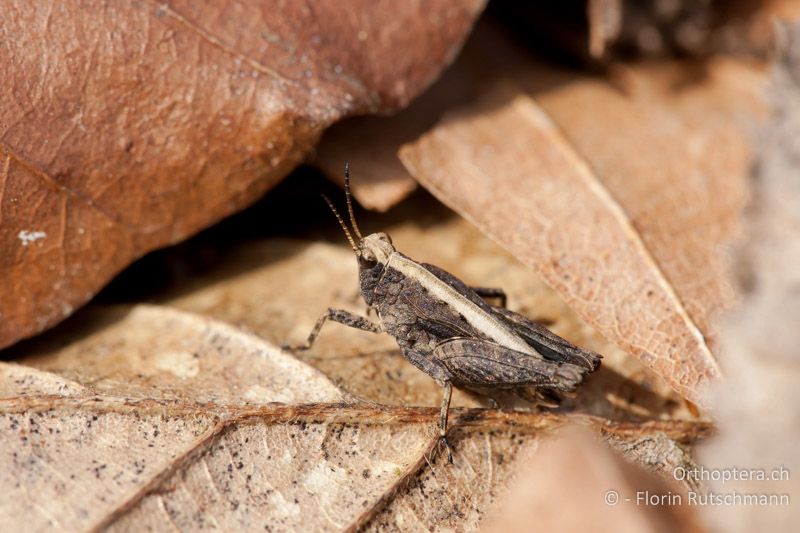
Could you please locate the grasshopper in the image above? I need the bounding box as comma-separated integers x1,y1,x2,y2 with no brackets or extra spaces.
285,164,601,462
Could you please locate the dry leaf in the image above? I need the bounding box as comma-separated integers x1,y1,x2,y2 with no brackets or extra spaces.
314,118,420,212
11,305,345,405
313,61,476,211
1,302,710,531
399,55,766,405
483,426,702,533
0,0,485,350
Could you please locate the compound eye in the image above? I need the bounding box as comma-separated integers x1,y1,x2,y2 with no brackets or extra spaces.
359,251,377,268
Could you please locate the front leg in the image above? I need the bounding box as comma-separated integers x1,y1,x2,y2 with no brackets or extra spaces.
471,287,507,308
283,308,382,351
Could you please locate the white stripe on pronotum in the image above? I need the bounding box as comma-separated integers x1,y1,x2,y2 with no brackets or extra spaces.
386,253,534,355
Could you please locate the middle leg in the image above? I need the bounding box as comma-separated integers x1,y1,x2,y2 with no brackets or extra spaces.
471,287,507,308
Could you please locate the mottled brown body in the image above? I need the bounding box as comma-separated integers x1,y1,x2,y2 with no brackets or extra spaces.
285,165,601,462
374,263,487,356
363,256,598,395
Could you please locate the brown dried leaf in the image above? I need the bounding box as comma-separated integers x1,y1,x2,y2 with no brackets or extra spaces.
0,0,484,349
0,302,709,531
314,120,419,212
0,305,343,531
313,62,475,211
483,427,702,533
399,57,766,405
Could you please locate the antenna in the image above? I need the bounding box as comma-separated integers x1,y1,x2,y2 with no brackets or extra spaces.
344,162,363,239
321,194,357,252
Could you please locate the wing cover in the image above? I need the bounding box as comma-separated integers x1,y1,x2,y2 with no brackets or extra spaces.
491,307,601,371
433,337,590,391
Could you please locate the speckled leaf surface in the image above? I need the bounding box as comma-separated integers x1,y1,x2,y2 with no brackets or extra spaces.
0,354,707,531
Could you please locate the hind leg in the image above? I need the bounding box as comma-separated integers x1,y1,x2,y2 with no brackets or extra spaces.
400,348,457,464
438,382,454,464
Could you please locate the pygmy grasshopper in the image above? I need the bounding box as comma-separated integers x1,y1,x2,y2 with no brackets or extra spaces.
285,165,601,462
